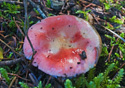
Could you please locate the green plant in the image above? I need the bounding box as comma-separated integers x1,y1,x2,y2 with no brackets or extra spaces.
34,81,42,88
36,81,42,88
87,68,96,82
104,3,111,10
113,69,124,84
105,22,114,30
101,44,109,56
74,74,86,88
1,2,20,14
64,79,75,88
71,63,124,88
99,0,113,10
0,46,3,59
75,10,91,21
100,0,125,12
19,82,29,88
45,83,51,88
33,8,40,15
19,81,51,88
20,15,34,29
48,13,54,16
0,68,10,84
0,11,4,17
8,19,16,29
105,33,125,62
109,16,125,25
7,52,13,58
105,34,116,46
114,0,125,11
46,0,51,8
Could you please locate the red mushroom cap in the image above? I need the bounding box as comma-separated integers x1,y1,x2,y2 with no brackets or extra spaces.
23,15,102,77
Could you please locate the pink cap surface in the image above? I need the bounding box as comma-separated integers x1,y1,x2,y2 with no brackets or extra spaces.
23,15,102,77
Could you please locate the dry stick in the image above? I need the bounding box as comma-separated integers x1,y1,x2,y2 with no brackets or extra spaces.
107,38,119,62
29,73,39,86
8,69,30,88
0,39,22,56
23,1,38,83
92,13,125,42
102,26,125,43
9,76,17,88
13,17,25,36
0,31,4,33
112,62,125,80
23,0,47,61
23,0,35,58
0,57,23,66
107,45,114,62
54,77,65,88
45,76,52,86
0,1,23,5
27,0,47,19
8,73,30,81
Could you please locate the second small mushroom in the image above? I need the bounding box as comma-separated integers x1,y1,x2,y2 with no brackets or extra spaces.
23,15,102,77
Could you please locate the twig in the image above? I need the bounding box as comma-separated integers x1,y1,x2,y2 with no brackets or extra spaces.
83,3,96,10
112,62,125,80
13,17,25,36
0,39,22,56
0,57,23,66
8,73,30,81
79,0,102,8
107,45,114,62
102,26,125,43
0,1,23,5
54,77,65,88
23,0,29,32
0,31,4,33
107,38,119,62
29,73,39,86
23,0,35,58
27,0,47,18
45,76,52,86
9,76,17,88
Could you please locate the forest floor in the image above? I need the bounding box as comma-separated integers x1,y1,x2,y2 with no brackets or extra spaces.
0,0,125,88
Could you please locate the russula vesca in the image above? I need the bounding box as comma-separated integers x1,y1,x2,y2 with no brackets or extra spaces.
23,15,102,77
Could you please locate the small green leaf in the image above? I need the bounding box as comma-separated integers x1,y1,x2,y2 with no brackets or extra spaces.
104,3,110,10
113,69,124,84
37,81,42,88
109,16,124,24
46,0,51,8
7,52,13,58
45,83,51,88
19,82,29,88
0,47,3,59
64,79,74,88
76,10,91,21
0,68,10,84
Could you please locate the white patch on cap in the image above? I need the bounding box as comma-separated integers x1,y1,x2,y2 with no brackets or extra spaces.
57,18,60,20
68,59,73,63
50,39,60,54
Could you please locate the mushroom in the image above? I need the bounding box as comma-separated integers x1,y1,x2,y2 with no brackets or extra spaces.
23,15,102,77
